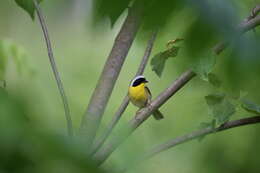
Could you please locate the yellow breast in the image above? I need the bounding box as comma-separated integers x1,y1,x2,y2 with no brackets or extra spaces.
128,83,148,108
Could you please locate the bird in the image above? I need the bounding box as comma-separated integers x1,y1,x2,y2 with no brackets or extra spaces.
128,75,164,120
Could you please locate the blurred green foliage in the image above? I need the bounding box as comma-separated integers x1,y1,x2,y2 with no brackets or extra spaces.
0,39,35,84
93,0,185,29
93,0,132,27
207,73,221,88
241,99,260,115
191,53,216,81
0,88,105,173
0,41,8,82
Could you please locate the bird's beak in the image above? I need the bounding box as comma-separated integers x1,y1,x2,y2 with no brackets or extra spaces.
144,80,149,83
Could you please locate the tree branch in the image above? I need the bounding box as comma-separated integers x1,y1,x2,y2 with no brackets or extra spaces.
213,5,260,54
33,0,73,136
132,116,260,165
135,31,158,76
80,1,145,148
91,31,158,155
93,70,196,165
92,5,260,165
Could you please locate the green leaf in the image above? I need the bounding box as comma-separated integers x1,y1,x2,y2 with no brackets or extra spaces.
94,0,131,28
11,42,35,77
151,52,165,77
192,53,216,81
238,90,248,100
0,40,35,82
10,42,27,74
198,119,216,141
205,93,236,125
151,39,183,77
199,119,216,129
208,73,221,88
205,93,225,105
241,100,260,115
93,0,184,30
0,41,9,81
14,0,43,19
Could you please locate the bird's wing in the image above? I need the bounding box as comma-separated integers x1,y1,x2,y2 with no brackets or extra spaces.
145,86,152,103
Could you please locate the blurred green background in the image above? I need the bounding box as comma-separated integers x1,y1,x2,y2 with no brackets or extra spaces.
0,0,260,172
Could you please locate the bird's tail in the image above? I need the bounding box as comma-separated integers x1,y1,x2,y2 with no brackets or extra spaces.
153,109,164,120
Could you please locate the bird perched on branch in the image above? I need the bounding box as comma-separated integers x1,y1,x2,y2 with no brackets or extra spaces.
128,75,164,120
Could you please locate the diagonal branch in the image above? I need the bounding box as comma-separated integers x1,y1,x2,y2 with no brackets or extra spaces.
124,116,260,170
80,1,145,149
92,5,260,165
93,70,196,165
33,0,73,136
91,31,158,155
213,6,260,54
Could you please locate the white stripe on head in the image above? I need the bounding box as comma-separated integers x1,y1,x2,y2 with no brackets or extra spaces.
130,75,146,86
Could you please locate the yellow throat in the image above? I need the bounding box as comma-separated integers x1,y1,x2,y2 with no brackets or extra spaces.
128,83,148,108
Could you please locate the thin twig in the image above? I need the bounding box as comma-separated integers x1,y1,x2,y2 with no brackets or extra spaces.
91,31,158,155
80,1,145,149
91,95,129,155
245,5,260,22
33,0,73,136
93,6,260,165
122,116,260,171
135,31,158,76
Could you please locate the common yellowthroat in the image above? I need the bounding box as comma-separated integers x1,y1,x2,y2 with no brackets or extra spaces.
128,75,164,120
